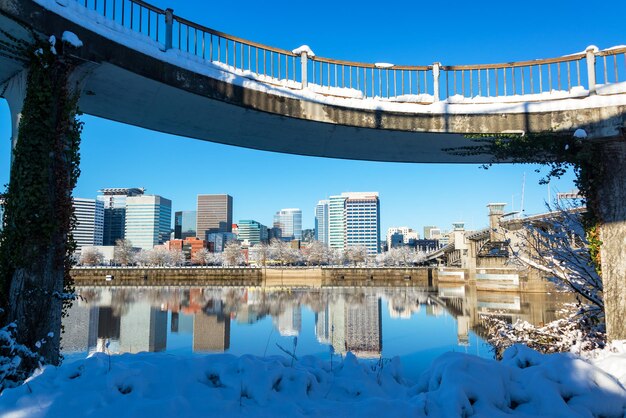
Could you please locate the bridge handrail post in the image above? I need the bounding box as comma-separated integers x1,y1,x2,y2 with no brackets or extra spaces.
165,8,174,50
432,62,441,102
586,46,597,95
300,51,308,89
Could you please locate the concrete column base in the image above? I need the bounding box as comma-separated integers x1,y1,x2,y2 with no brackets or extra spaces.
597,138,626,341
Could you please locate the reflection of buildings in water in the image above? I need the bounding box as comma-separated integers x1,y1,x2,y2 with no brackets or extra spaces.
426,303,444,317
60,303,98,353
345,296,382,358
315,294,381,358
384,289,429,319
387,300,420,319
433,284,575,343
119,301,167,353
273,303,302,336
171,312,194,334
193,313,230,352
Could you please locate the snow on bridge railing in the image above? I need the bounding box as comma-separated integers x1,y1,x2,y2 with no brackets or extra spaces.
77,0,626,102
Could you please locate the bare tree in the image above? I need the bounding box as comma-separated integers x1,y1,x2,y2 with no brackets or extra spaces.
149,247,171,266
209,252,223,266
80,247,104,266
114,239,135,266
223,241,244,266
269,239,290,266
192,248,210,265
250,243,271,267
328,248,345,266
168,250,186,266
483,203,605,356
134,249,150,266
512,204,602,313
344,246,368,266
305,241,328,266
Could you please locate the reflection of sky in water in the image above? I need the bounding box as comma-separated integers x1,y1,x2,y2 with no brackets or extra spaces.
61,286,572,382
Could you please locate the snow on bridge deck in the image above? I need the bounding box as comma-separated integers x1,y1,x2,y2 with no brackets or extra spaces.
1,0,625,162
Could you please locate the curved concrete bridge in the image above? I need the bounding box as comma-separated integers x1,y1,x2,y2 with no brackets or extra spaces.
1,0,625,162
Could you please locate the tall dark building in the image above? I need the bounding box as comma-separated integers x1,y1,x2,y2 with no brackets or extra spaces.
174,210,197,239
97,187,145,245
196,194,233,238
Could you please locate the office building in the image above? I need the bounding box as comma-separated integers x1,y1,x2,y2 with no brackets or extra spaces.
327,192,380,255
314,200,329,245
73,198,104,253
273,208,302,241
423,226,439,240
344,192,380,255
174,210,197,239
124,195,172,250
386,226,419,249
206,232,237,252
97,188,145,245
237,220,268,246
196,194,233,239
328,195,347,250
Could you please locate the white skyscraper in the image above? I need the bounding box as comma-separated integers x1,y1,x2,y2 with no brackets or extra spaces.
73,198,104,253
329,192,380,255
315,200,330,245
124,195,172,250
345,192,380,255
273,208,302,240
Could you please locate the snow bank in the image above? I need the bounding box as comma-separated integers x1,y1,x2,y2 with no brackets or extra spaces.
1,345,625,417
587,340,626,386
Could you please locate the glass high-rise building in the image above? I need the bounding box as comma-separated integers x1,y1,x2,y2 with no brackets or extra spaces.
196,194,233,239
328,192,380,255
124,195,172,250
237,220,268,246
72,198,104,253
315,200,329,245
97,188,145,245
174,210,197,239
273,208,302,241
328,195,347,250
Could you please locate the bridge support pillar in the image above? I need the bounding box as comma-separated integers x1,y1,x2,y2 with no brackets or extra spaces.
3,69,27,167
596,138,626,341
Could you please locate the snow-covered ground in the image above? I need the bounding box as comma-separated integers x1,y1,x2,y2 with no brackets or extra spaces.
1,344,624,417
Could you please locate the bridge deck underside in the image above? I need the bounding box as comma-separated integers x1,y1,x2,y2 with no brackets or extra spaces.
1,2,625,163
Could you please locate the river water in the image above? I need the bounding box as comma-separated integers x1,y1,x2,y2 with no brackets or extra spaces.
61,284,573,381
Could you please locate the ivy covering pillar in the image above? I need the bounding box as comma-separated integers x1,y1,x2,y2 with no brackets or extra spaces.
0,35,82,368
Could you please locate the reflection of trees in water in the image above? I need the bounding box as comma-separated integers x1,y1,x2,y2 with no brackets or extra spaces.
109,289,137,317
76,288,100,304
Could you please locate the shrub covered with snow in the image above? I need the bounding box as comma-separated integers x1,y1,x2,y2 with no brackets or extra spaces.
0,322,43,391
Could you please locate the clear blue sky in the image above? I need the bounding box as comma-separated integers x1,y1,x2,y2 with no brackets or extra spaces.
2,0,624,233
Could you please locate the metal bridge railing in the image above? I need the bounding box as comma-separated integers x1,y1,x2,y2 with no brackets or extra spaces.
77,0,626,102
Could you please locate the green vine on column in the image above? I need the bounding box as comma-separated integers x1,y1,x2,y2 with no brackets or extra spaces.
0,30,82,353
